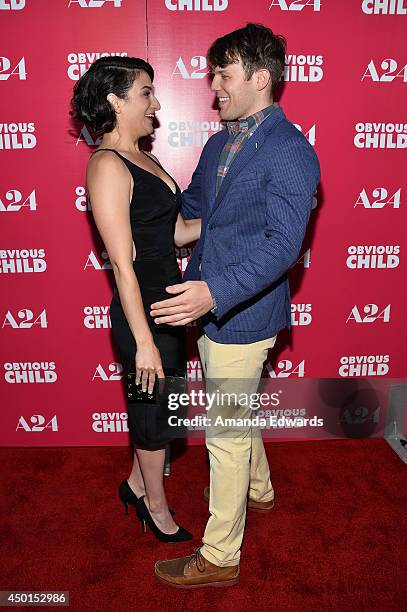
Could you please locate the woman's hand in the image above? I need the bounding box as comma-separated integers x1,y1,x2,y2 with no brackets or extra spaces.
135,340,165,393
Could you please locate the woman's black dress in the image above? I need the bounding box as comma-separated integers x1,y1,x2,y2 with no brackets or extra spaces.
93,148,187,448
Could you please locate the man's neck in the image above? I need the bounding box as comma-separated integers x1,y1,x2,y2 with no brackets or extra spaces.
237,100,274,121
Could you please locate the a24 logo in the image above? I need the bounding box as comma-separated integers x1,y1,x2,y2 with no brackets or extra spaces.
76,125,101,147
269,0,320,10
347,304,391,324
68,0,122,7
294,124,316,146
2,309,47,329
354,188,401,209
16,414,58,432
0,57,26,80
173,56,208,79
92,362,123,381
291,248,311,269
0,189,36,212
84,250,112,270
362,59,407,82
266,359,305,377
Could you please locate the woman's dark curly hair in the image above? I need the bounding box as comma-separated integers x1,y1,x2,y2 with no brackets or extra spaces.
71,56,154,136
208,23,286,90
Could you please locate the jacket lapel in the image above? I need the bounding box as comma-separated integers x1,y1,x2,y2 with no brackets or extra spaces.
210,107,285,218
212,129,265,214
206,129,228,215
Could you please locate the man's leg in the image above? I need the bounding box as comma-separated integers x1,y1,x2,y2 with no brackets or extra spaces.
248,429,274,503
248,335,277,503
155,333,276,588
199,334,275,567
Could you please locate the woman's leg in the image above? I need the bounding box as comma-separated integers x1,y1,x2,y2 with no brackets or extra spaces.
136,447,178,534
127,448,146,498
128,327,185,533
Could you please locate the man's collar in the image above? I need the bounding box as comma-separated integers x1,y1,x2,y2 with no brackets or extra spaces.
226,103,278,136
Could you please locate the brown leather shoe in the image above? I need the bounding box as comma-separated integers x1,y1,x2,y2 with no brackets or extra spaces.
155,548,239,588
203,485,275,513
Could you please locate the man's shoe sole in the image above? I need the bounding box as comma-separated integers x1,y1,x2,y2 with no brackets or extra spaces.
155,573,239,588
248,502,275,513
203,486,274,513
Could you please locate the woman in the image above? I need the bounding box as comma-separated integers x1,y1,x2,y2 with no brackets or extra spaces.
71,56,200,543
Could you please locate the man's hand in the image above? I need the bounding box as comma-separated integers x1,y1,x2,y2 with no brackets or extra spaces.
150,281,214,326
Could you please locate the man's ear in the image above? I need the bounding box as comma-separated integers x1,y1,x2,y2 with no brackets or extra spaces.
255,69,271,92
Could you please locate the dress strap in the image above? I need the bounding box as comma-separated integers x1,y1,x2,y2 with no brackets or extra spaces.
89,148,135,175
89,148,123,160
141,150,163,169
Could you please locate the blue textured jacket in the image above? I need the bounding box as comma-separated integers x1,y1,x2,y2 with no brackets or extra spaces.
181,106,320,344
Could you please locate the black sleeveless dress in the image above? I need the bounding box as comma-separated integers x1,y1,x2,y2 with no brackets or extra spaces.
91,148,187,447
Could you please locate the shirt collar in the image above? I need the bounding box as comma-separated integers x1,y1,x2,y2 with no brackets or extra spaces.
226,103,278,136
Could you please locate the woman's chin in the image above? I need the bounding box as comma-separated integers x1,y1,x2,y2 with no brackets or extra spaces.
142,124,154,137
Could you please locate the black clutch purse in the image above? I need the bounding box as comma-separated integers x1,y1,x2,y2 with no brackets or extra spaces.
125,372,156,404
125,368,187,404
124,368,188,448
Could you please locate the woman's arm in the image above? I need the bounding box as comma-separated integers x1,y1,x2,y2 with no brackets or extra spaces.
86,151,164,390
174,214,201,247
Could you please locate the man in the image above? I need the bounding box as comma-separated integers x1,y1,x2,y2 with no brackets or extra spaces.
151,23,320,587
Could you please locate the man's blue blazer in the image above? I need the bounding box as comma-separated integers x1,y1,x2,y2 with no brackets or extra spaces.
181,106,320,344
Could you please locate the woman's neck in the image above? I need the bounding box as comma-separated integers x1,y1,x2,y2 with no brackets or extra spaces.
101,130,140,153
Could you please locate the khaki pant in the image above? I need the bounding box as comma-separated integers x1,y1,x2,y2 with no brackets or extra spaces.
197,333,277,567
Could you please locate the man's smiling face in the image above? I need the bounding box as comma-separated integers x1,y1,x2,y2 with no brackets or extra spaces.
211,60,263,121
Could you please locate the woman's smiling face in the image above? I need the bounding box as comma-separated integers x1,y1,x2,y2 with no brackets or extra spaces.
113,70,161,137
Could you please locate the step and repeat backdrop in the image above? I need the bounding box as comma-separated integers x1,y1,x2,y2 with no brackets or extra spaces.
1,0,406,446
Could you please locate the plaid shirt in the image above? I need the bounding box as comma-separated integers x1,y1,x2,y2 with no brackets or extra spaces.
216,103,278,196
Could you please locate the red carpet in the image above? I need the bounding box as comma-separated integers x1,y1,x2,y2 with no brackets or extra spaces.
1,440,406,611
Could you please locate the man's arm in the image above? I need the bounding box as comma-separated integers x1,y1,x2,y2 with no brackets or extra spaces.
206,137,320,319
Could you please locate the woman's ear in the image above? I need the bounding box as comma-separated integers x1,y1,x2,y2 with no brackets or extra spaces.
107,93,121,114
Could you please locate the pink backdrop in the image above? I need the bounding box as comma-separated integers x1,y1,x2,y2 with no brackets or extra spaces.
1,0,406,446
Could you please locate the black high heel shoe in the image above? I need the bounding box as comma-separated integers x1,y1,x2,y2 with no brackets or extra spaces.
118,479,175,518
137,497,193,543
118,480,143,517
